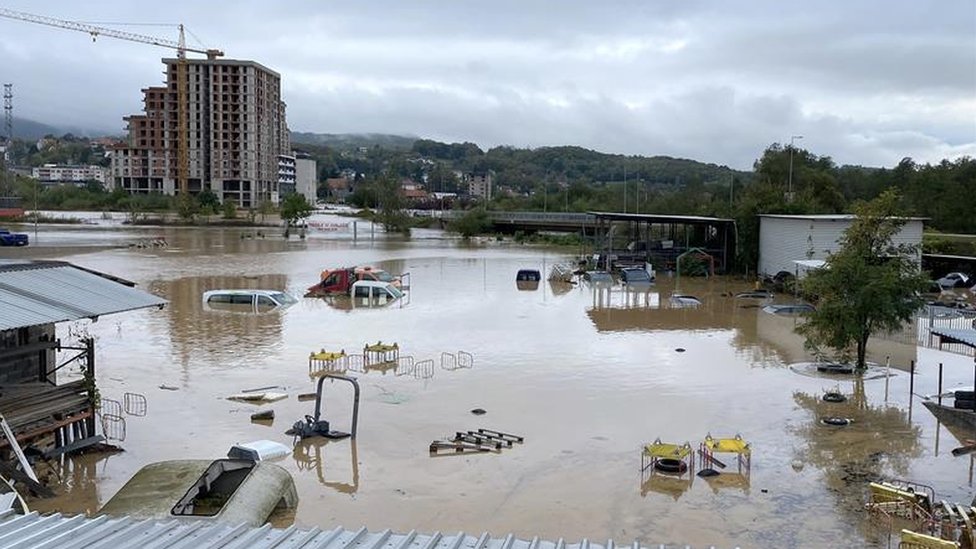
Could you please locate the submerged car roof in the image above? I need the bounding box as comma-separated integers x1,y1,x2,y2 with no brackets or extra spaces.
204,289,288,296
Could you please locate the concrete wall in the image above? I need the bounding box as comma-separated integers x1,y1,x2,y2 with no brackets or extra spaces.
758,216,923,277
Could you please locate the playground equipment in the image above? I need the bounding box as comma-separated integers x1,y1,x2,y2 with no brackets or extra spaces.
364,342,399,367
287,374,360,440
641,439,695,477
864,479,975,548
699,434,751,475
309,350,347,377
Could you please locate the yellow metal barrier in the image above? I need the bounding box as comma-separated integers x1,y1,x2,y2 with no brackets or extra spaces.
899,529,960,548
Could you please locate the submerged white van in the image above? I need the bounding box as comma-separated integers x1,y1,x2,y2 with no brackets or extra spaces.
350,280,403,308
202,289,297,312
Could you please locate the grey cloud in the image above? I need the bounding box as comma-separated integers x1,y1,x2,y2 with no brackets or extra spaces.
0,0,972,170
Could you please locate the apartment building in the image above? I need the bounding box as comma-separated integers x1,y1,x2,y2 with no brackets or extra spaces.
277,154,296,197
111,58,289,208
32,164,109,185
467,172,493,200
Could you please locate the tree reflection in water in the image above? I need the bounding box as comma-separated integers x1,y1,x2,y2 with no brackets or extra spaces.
792,377,921,546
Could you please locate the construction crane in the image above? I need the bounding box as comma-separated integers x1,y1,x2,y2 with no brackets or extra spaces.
0,8,224,196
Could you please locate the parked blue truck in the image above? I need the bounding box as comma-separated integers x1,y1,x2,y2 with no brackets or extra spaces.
0,228,29,246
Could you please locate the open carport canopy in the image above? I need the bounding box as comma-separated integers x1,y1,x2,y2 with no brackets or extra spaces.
0,260,167,331
930,327,976,350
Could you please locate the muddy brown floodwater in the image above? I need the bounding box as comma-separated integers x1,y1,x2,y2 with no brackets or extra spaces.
12,218,976,548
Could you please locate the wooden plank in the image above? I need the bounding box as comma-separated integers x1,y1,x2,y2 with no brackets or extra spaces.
0,461,53,498
0,409,93,449
43,435,105,459
0,414,36,482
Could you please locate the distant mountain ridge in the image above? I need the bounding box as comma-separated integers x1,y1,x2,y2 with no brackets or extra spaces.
290,132,417,151
6,117,115,141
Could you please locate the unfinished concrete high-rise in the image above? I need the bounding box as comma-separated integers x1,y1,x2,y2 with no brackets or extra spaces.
111,58,289,208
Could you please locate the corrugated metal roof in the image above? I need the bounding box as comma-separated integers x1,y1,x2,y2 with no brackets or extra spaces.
930,327,976,349
0,260,166,331
759,214,927,221
0,510,730,549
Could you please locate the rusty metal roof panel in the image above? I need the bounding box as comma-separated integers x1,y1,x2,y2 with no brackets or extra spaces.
0,260,166,331
0,511,731,549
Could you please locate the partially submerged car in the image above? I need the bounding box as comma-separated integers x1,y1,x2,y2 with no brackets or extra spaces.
620,267,654,285
937,272,972,289
308,265,402,297
203,289,297,312
97,459,297,527
669,294,703,308
762,303,816,315
583,270,614,286
351,280,404,307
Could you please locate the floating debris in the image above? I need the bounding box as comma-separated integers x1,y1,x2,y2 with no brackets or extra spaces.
250,410,275,421
470,408,487,415
228,392,288,403
822,392,847,403
430,428,523,456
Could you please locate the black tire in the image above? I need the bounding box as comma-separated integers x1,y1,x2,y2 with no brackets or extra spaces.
954,398,976,410
654,458,688,474
954,390,976,400
817,364,854,375
821,417,851,426
822,392,847,403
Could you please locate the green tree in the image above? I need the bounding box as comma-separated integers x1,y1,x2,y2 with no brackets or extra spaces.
280,193,313,227
375,173,411,234
198,189,220,215
176,193,199,222
448,208,492,237
797,190,928,370
221,199,237,220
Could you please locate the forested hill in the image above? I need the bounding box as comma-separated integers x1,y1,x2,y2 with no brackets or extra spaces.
289,132,417,151
290,134,748,191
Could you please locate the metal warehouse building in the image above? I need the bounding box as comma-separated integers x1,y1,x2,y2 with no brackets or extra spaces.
757,214,924,278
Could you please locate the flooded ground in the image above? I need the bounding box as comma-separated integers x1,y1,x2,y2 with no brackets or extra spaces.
9,217,976,548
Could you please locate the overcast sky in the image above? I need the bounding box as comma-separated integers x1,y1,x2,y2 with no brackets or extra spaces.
0,1,973,169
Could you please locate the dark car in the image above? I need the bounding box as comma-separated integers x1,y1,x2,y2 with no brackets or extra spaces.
516,269,541,282
0,229,28,247
620,267,653,285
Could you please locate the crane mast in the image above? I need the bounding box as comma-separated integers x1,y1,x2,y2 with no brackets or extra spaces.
0,8,224,196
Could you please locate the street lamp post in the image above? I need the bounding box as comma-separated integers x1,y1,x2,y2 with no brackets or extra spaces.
788,135,803,198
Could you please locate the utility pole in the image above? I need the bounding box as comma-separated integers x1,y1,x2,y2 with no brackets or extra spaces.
1,84,10,197
788,135,803,201
729,173,734,209
623,165,627,213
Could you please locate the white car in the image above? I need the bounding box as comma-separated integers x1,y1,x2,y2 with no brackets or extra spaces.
203,289,297,312
350,280,404,308
936,272,971,289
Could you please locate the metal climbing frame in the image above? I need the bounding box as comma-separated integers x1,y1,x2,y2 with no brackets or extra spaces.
364,342,398,368
699,434,751,476
312,374,360,439
640,439,694,479
309,350,347,377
